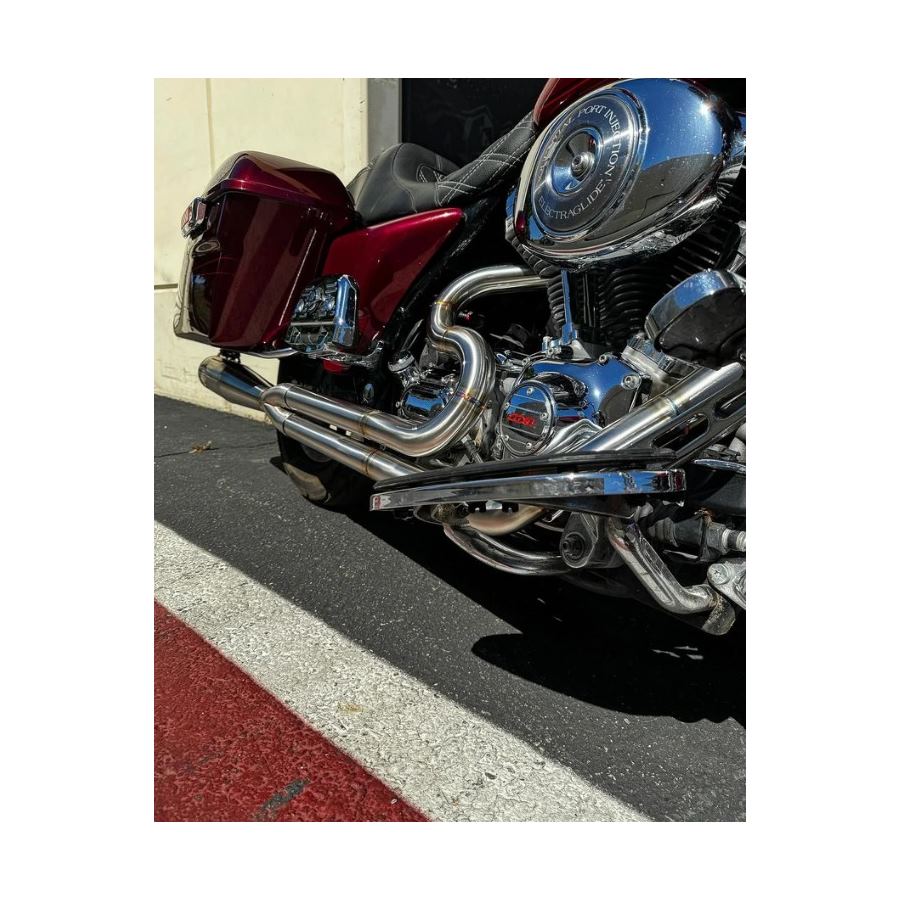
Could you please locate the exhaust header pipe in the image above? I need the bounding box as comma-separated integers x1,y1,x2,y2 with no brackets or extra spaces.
261,265,545,458
200,265,546,466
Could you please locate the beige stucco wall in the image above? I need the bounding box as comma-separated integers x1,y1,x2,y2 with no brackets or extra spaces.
154,78,385,419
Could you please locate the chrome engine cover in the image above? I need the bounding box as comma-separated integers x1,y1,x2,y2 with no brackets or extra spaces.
398,379,453,422
499,380,556,456
498,355,642,457
509,78,745,267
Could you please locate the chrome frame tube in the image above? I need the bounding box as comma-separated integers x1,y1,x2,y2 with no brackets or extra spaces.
260,265,545,458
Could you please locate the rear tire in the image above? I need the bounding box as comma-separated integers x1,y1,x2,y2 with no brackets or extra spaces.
274,358,372,511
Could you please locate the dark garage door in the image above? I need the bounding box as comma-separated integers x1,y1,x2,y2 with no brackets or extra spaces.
401,79,746,167
401,78,546,166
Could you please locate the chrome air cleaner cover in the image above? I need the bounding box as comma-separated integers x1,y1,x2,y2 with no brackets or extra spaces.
509,79,746,267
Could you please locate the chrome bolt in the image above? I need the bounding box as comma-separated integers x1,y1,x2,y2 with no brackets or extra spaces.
709,564,729,585
622,374,641,390
526,386,534,395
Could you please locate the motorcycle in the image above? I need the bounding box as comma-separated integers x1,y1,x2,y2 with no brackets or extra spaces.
174,78,746,635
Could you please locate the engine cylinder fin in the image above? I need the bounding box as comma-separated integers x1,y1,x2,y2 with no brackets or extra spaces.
570,168,745,352
546,274,567,335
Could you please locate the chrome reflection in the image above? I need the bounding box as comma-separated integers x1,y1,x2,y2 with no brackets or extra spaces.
197,355,272,411
510,78,746,266
370,467,685,513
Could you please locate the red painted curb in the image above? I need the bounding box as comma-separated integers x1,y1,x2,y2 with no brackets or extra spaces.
154,602,427,822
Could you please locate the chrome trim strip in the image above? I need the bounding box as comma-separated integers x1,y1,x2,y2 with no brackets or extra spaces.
692,458,747,475
370,468,685,512
241,347,299,359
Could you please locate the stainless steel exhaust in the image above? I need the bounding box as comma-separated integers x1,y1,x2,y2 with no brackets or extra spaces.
263,403,420,481
606,519,718,615
606,518,736,634
197,354,421,480
443,526,570,575
260,265,545,458
198,355,273,411
580,362,745,456
197,353,540,533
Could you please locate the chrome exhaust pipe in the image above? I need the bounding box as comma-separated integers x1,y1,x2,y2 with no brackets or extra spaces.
541,360,745,463
261,265,545,458
197,353,421,480
580,362,745,455
443,526,570,576
606,519,718,615
606,518,736,634
197,353,534,532
263,403,420,481
198,355,272,411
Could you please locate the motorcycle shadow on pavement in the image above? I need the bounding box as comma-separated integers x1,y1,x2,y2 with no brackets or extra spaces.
351,509,745,727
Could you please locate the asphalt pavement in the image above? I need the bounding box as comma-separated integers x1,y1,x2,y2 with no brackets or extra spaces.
154,394,746,821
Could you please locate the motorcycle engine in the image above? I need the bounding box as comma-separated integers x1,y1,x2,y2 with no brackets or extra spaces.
489,78,746,459
508,77,745,351
394,79,745,465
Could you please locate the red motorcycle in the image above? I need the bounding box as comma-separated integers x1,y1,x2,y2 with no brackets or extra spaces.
175,78,746,634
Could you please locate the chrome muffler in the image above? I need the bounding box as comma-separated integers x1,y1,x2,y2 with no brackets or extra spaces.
198,354,272,411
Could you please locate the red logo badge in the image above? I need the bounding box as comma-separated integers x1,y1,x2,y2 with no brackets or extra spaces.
506,411,537,428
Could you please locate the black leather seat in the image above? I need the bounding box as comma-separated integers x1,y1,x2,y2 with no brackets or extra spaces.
347,113,537,226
